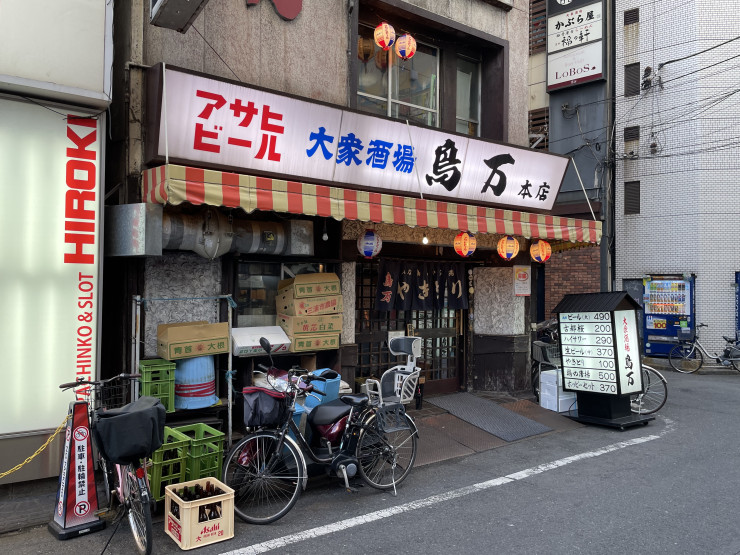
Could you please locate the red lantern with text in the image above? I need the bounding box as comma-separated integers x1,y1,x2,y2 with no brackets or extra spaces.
454,232,476,257
374,22,396,50
530,240,552,263
497,235,519,260
357,229,382,259
395,34,416,60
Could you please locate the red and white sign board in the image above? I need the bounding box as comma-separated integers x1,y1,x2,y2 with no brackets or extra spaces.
547,40,604,91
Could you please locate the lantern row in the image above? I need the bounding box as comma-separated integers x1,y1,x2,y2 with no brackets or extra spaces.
357,230,552,263
373,22,417,60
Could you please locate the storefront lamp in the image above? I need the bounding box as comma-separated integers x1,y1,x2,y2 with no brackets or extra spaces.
395,34,417,60
374,22,396,50
357,229,382,258
497,235,520,260
454,232,476,257
529,239,551,263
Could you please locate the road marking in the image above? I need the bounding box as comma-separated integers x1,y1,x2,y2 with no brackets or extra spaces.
222,422,673,555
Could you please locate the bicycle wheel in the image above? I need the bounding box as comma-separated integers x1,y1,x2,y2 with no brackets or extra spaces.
630,366,668,415
97,455,114,509
357,413,417,490
123,463,152,555
669,343,703,373
222,432,303,524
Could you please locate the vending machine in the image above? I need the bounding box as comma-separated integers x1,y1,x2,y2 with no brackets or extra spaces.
643,274,695,357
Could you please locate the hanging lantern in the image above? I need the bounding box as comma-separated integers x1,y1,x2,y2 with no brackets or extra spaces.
357,229,382,259
357,36,375,63
454,232,477,258
497,235,520,260
395,34,417,61
374,22,396,50
530,239,552,263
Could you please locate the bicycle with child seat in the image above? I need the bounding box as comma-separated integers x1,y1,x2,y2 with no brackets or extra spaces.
59,374,165,555
668,323,740,373
222,336,420,525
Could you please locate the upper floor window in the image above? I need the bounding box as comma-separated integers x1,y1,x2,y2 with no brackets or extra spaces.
356,24,439,127
456,56,481,136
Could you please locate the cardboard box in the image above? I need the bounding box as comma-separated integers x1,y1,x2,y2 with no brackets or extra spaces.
277,272,341,298
288,332,341,352
231,326,291,357
276,293,343,316
277,313,343,335
164,477,234,550
157,322,229,361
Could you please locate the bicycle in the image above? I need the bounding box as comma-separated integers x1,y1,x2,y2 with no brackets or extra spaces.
668,323,740,373
59,374,165,555
222,336,419,524
629,365,668,415
531,339,561,401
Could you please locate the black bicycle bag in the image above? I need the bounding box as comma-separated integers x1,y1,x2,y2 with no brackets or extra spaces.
93,396,166,465
242,386,288,428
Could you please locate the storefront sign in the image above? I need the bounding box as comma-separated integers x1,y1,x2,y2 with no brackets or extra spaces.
150,66,569,212
547,40,603,91
375,261,468,311
0,97,102,435
559,310,642,395
513,265,531,297
547,2,602,53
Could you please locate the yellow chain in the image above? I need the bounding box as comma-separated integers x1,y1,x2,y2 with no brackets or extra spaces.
0,415,71,480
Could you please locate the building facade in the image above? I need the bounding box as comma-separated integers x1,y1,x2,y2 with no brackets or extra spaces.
614,1,740,355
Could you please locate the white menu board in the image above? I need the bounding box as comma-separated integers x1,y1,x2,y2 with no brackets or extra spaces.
559,310,642,395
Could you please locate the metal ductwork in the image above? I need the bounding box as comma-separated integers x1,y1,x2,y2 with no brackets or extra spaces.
162,207,314,259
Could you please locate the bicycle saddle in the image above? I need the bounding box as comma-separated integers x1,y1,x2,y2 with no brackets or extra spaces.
307,398,357,427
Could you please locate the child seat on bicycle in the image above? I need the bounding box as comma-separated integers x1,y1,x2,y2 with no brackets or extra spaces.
93,396,166,465
366,336,421,407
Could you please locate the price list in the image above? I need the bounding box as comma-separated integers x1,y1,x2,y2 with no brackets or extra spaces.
559,312,619,394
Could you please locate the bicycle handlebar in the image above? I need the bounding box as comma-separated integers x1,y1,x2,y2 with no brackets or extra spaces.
59,373,142,391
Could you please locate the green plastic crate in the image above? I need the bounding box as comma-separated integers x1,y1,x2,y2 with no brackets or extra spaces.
174,423,225,481
147,426,190,501
139,359,175,413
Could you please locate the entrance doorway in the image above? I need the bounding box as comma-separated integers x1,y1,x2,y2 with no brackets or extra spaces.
355,260,464,394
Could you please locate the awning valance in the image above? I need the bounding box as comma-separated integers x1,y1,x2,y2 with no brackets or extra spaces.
142,164,601,244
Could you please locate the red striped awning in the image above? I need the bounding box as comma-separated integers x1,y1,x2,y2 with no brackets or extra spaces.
142,164,601,244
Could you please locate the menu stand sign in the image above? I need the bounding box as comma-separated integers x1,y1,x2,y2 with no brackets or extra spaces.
553,292,654,430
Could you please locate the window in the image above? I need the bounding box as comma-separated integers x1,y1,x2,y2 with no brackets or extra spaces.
456,56,480,136
356,24,439,127
624,126,640,142
625,63,641,97
624,181,640,214
529,107,549,150
530,0,547,55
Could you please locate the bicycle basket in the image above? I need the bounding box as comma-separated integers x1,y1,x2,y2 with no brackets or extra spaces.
678,327,695,341
99,380,129,410
545,343,562,365
93,396,166,465
242,387,289,428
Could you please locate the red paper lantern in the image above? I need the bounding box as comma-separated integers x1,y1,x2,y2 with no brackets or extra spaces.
530,240,552,263
395,34,417,60
374,22,396,50
357,229,382,259
454,232,476,257
497,235,520,260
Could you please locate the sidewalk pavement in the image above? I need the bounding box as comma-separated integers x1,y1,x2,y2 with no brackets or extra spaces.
0,390,582,537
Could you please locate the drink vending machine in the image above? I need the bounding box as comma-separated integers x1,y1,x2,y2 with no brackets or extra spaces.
643,274,695,357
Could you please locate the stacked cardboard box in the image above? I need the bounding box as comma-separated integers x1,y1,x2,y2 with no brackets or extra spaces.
275,273,343,352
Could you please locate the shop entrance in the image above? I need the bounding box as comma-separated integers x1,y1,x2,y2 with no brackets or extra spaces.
355,260,463,395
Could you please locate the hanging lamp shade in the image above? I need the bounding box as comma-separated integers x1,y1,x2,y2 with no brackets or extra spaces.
357,36,375,63
497,235,520,260
374,22,396,50
454,232,476,258
530,239,552,263
395,34,417,60
357,229,382,259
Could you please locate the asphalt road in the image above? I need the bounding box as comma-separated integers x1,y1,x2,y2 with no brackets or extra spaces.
3,370,740,554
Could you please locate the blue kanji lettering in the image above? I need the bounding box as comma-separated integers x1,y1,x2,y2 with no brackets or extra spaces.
392,144,414,173
366,139,394,169
336,133,364,166
306,126,335,160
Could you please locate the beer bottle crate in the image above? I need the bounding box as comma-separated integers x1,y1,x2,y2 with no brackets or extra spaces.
139,358,176,413
173,423,225,480
147,426,190,502
164,477,234,550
